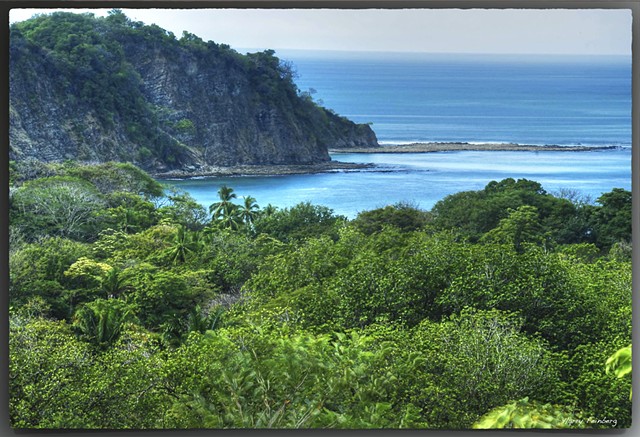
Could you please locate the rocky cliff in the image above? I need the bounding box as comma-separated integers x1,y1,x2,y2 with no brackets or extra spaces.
9,11,378,174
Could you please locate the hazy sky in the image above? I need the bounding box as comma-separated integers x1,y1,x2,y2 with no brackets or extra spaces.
9,7,632,55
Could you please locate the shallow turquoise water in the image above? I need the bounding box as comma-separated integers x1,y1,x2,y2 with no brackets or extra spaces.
163,149,631,219
163,52,632,219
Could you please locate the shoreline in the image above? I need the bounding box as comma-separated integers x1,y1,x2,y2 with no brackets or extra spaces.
153,161,374,179
154,142,624,179
329,142,622,153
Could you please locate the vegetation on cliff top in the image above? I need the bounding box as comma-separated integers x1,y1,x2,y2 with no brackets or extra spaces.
9,10,378,172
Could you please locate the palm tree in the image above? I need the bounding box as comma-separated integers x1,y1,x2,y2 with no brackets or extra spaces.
72,298,137,349
166,224,197,264
186,305,224,334
261,204,278,217
100,266,131,298
220,210,243,230
238,196,260,227
209,185,244,230
209,185,237,220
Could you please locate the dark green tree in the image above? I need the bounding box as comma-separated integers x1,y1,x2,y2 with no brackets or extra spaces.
71,298,137,349
353,202,432,235
480,205,546,252
253,202,345,243
591,188,632,249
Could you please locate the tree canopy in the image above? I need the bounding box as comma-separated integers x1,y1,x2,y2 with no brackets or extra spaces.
8,163,632,429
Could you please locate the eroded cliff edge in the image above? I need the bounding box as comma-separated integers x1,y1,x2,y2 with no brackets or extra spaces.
9,11,378,175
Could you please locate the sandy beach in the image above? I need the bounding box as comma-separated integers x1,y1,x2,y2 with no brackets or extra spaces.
330,142,619,154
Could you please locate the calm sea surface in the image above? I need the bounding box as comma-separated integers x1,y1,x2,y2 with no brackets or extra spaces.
164,52,632,218
285,51,632,146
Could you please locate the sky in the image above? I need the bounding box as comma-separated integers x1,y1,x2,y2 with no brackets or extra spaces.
8,7,633,56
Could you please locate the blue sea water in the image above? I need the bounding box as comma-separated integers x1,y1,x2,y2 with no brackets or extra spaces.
165,148,631,219
283,51,632,146
164,51,632,218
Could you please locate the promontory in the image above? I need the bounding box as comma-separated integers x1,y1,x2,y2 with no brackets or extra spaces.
9,10,379,175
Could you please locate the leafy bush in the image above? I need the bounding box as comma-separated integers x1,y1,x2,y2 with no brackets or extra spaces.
253,201,346,243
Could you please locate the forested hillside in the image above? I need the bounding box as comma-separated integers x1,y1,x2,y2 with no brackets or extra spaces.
9,160,632,429
9,10,378,174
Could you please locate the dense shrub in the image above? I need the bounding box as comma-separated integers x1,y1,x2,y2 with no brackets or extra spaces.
8,168,632,429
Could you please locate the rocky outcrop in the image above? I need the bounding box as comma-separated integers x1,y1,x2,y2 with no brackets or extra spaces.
9,11,378,174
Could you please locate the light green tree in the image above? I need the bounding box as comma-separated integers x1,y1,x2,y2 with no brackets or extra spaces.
473,397,585,429
606,345,632,399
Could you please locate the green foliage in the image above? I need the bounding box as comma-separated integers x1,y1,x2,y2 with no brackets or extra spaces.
209,185,242,230
185,304,224,334
72,298,138,349
10,175,106,241
238,195,260,228
606,345,632,379
64,256,113,289
353,201,432,235
568,341,632,427
101,191,159,233
10,162,166,241
245,49,298,105
473,398,585,429
202,229,279,295
158,188,209,231
162,326,422,428
8,170,632,429
125,264,207,332
591,188,632,249
10,315,170,428
411,309,562,427
61,161,164,198
431,178,593,247
606,345,632,399
9,159,57,185
10,317,93,428
174,118,195,133
480,205,546,251
10,237,92,319
608,240,633,262
253,201,346,243
78,325,169,428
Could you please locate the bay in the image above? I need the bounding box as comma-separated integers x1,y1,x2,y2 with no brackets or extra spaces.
163,51,632,218
163,148,631,219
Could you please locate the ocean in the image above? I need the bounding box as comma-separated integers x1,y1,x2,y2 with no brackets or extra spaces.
282,50,632,147
164,51,632,218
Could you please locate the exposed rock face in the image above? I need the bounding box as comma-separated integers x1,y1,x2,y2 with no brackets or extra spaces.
9,11,378,174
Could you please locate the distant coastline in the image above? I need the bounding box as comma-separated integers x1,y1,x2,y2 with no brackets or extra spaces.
330,142,622,154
